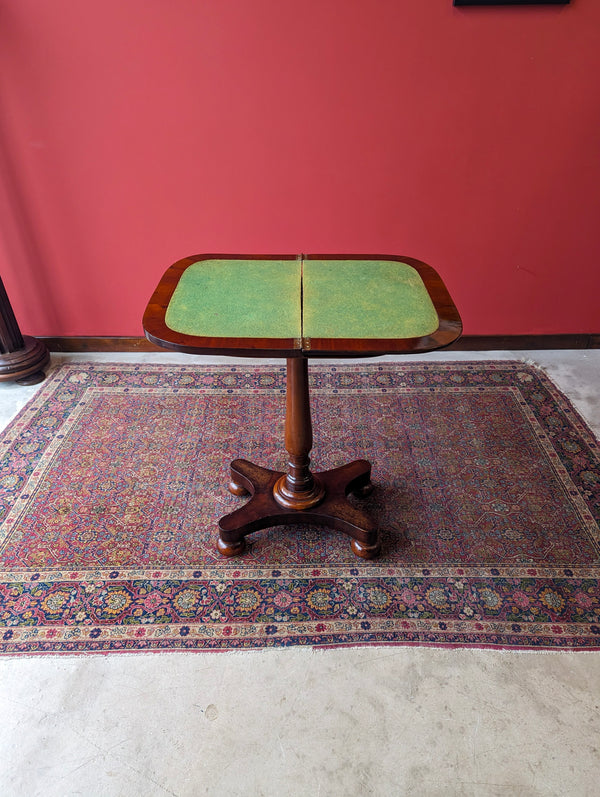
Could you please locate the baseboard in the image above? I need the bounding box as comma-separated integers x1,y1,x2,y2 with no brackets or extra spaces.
41,334,600,353
43,337,160,353
450,334,599,351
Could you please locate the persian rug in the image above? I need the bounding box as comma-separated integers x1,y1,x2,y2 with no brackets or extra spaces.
0,361,599,655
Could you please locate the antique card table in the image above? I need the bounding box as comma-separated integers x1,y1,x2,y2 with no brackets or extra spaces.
143,254,462,559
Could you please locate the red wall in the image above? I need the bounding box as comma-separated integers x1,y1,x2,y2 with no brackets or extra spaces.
1,0,599,337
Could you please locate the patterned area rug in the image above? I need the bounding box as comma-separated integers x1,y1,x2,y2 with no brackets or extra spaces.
1,361,599,654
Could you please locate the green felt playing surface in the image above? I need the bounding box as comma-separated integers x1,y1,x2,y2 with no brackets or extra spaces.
165,258,439,342
165,259,302,339
302,260,439,339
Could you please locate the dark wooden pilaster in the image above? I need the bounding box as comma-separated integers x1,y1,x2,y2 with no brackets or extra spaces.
0,277,49,385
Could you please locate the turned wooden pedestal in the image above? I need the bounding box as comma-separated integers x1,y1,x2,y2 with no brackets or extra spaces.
216,358,380,559
143,253,462,560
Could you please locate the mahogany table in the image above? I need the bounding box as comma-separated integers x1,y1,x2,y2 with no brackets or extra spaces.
143,254,462,559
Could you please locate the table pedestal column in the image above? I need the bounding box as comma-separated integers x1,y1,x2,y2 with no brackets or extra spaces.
272,358,325,510
217,358,381,559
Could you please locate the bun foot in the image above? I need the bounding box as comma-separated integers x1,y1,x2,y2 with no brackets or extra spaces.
217,535,246,557
351,481,374,499
228,480,249,497
350,537,381,560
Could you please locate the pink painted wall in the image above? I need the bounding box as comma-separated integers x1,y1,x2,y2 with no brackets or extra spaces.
0,0,598,337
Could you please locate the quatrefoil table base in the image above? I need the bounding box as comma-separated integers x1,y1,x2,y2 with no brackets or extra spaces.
218,455,379,559
217,355,380,558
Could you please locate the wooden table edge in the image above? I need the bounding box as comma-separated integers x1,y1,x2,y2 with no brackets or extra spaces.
143,253,463,358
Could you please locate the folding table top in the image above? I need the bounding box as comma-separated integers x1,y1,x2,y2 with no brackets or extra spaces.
143,254,462,358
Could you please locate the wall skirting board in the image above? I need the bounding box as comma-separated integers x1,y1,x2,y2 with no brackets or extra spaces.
41,335,600,353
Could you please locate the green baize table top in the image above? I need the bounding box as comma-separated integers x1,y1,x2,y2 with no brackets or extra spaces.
165,259,439,341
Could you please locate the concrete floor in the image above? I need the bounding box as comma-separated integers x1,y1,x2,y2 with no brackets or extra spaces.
0,350,599,797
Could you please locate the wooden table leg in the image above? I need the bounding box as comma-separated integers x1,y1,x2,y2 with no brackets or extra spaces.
216,358,381,559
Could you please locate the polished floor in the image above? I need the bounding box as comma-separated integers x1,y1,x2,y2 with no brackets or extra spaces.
1,350,599,797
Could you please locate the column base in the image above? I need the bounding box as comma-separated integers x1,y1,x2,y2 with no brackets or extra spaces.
0,336,50,384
